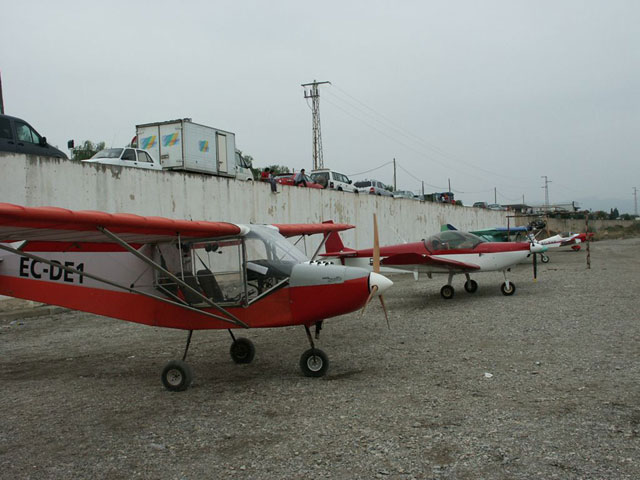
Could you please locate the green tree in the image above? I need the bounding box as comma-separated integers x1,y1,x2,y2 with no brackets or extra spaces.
71,140,105,161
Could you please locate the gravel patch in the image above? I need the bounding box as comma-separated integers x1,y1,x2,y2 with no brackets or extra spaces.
1,239,639,479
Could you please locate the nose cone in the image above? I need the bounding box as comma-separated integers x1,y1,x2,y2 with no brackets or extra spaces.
369,272,393,295
530,242,548,253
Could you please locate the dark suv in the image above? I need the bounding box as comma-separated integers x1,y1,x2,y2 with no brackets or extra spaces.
0,114,67,158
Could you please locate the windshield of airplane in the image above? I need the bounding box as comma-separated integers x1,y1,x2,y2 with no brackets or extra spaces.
423,231,486,252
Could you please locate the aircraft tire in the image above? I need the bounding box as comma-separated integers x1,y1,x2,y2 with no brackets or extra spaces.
161,359,193,392
440,285,455,300
541,254,550,264
230,337,256,364
500,282,516,296
464,280,478,293
300,348,329,377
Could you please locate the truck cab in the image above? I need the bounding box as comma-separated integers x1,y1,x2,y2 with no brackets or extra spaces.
0,114,67,159
234,150,254,181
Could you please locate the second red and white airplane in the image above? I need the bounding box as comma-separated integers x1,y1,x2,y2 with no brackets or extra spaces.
321,219,547,300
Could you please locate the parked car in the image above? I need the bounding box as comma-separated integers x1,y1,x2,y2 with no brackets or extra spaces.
393,190,417,200
0,114,67,159
309,169,358,193
473,202,488,208
354,180,393,196
487,203,507,211
273,172,323,189
83,147,162,170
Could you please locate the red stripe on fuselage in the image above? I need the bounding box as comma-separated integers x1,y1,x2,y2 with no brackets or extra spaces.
0,275,370,330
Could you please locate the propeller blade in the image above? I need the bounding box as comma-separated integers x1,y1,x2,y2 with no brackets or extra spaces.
360,284,378,316
378,294,390,329
533,251,538,281
372,213,380,273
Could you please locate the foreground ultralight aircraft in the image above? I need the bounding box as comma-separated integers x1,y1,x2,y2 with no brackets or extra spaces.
0,203,392,391
321,221,547,300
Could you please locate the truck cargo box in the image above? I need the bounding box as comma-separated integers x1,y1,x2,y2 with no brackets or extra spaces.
136,119,236,176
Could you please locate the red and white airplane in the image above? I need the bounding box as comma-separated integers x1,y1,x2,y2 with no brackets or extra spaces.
537,232,593,251
320,219,547,300
0,203,392,391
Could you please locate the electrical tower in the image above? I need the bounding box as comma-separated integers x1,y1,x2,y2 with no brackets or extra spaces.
302,80,330,170
634,187,638,216
541,176,551,210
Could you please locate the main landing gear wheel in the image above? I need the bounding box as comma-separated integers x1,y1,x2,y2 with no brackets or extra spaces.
464,279,478,293
541,254,550,264
230,337,256,364
440,285,455,300
500,282,516,296
161,359,193,392
300,348,329,377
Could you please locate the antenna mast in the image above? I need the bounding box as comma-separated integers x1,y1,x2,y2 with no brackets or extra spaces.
302,80,330,170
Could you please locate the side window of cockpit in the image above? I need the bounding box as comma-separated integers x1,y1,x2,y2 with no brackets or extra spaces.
191,241,245,304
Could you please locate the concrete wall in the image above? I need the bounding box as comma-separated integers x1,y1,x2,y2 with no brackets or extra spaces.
1,154,508,250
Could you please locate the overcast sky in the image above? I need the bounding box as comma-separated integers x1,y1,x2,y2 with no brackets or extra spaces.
2,0,638,212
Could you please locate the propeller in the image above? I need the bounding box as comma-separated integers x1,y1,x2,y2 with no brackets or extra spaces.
527,233,547,281
361,213,390,327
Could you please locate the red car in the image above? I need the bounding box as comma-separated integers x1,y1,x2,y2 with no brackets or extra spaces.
273,173,323,189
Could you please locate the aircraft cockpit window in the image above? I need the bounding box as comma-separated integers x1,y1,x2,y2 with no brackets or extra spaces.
244,226,306,301
424,231,486,252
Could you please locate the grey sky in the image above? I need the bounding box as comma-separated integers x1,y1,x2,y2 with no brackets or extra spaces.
2,0,638,212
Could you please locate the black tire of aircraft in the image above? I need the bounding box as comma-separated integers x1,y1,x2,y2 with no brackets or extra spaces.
500,282,516,296
440,285,455,300
161,359,193,392
230,338,256,364
464,279,479,293
300,348,329,377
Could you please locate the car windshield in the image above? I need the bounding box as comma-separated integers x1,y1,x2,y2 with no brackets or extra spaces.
354,181,372,188
423,231,486,252
92,148,123,159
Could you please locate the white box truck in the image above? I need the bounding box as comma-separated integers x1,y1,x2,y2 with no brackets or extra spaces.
135,118,252,180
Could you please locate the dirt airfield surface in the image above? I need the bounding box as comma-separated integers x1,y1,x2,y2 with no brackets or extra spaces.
1,238,639,480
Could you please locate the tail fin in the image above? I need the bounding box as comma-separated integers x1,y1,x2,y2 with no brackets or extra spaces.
441,224,458,232
322,220,356,256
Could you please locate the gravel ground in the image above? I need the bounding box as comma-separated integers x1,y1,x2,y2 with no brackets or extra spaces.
1,238,639,480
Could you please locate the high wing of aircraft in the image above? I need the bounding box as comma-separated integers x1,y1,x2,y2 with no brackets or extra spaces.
0,203,392,391
321,221,547,300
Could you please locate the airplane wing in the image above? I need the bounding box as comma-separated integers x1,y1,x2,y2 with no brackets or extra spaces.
0,203,243,244
381,252,481,271
272,223,354,238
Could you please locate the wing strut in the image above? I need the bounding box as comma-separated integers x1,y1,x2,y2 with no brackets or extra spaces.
98,227,247,327
0,244,247,328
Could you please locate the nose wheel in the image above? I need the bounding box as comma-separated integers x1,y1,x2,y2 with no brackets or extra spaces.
300,324,330,377
500,282,516,296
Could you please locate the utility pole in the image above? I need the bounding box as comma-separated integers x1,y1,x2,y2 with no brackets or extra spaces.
393,158,397,191
421,181,425,201
634,187,638,216
541,176,551,211
448,178,451,193
301,80,331,170
0,70,4,114
494,187,497,204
